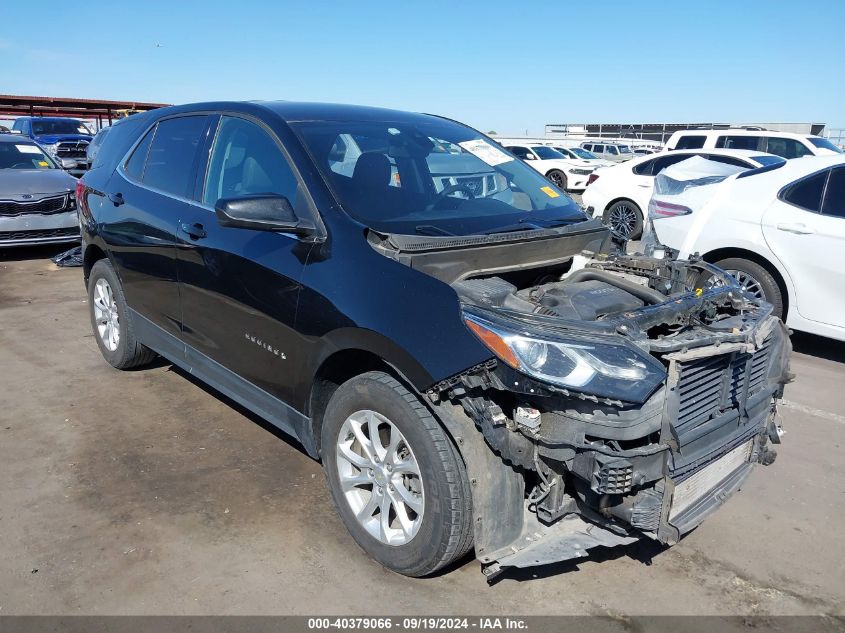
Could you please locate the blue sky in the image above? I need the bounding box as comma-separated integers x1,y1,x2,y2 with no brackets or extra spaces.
1,1,843,135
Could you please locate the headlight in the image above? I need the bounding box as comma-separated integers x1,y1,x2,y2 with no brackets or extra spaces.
464,310,666,402
42,143,59,157
569,168,593,176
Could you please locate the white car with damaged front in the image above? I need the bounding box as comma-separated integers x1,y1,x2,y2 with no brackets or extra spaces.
582,148,784,239
647,154,845,342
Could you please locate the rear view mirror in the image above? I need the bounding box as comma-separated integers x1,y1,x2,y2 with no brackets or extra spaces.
215,194,315,236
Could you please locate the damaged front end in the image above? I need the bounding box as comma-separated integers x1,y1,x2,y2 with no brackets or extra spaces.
430,251,792,579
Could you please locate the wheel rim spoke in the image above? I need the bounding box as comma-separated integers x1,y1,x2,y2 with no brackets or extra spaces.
391,481,423,514
336,409,425,546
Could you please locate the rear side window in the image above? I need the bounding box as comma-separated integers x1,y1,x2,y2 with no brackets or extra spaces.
142,116,208,197
822,167,845,218
203,116,298,206
782,171,827,212
507,146,531,159
124,128,154,181
675,135,706,150
593,144,604,153
764,137,812,159
716,135,761,151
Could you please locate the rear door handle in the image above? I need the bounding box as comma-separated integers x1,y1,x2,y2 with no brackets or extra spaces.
180,222,207,240
776,222,814,235
108,192,124,206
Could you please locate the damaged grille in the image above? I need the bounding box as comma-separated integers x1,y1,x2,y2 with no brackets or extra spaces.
675,336,772,434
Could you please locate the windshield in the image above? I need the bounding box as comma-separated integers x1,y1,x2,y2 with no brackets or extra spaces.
293,119,586,235
531,146,565,160
808,137,844,153
31,119,92,135
569,147,598,160
0,141,57,169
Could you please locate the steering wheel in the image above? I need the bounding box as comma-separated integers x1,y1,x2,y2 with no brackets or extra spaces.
427,183,476,210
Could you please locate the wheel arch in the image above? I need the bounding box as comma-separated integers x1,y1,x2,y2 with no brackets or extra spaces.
604,196,642,213
83,243,108,286
701,246,790,319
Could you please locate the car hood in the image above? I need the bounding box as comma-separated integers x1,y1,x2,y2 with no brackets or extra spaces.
0,169,77,198
33,134,92,145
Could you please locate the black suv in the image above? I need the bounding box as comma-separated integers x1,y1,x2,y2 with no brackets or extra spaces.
78,102,791,579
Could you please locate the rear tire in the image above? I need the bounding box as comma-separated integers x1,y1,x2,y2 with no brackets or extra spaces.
88,259,157,369
698,257,784,319
321,371,473,577
604,200,643,239
546,169,568,190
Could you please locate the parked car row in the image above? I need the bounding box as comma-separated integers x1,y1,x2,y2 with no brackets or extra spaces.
0,134,80,248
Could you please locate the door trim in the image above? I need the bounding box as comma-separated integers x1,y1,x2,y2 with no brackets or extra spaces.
130,308,312,450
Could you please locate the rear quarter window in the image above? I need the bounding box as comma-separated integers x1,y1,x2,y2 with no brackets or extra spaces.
781,170,827,212
716,135,761,151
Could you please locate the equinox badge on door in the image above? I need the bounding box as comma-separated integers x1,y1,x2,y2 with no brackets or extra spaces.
244,333,286,359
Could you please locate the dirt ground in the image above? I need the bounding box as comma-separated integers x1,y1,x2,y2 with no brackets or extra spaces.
1,245,843,616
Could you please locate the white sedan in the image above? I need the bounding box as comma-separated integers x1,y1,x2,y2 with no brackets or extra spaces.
650,154,845,341
503,144,596,191
582,148,784,238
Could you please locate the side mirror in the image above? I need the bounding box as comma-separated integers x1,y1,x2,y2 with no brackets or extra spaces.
215,194,315,236
524,154,535,160
60,158,77,170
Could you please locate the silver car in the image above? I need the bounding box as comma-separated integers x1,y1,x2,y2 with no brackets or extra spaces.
0,134,80,247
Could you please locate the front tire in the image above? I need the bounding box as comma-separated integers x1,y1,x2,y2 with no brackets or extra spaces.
321,371,473,577
88,259,157,369
546,169,568,190
604,200,643,239
698,257,784,319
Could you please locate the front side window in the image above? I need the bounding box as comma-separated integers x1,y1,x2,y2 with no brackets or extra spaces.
606,146,619,155
293,118,585,236
142,116,208,197
675,135,706,150
822,167,845,218
203,116,298,206
765,137,812,159
618,145,632,154
0,141,57,170
782,171,827,212
716,135,760,151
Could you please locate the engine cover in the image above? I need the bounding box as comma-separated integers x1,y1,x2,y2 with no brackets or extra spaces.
526,280,645,321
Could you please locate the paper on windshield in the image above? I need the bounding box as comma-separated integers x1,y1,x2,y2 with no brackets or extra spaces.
458,139,513,166
16,145,41,154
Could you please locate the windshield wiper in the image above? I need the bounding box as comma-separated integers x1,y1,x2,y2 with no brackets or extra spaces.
477,218,578,235
415,225,456,237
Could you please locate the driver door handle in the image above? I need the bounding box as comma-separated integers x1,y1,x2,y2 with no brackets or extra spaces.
776,222,814,235
180,222,207,240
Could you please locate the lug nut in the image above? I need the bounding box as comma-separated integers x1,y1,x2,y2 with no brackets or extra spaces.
376,487,383,495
